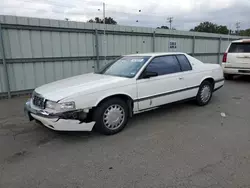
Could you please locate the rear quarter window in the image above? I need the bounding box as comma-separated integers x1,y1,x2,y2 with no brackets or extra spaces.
228,43,250,53
176,55,192,71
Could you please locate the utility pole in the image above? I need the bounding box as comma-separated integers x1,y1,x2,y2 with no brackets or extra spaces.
167,17,173,29
236,22,240,35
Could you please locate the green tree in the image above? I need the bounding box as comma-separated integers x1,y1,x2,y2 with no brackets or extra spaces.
190,21,229,34
87,17,117,25
216,25,229,34
157,25,169,29
88,19,94,23
240,29,250,36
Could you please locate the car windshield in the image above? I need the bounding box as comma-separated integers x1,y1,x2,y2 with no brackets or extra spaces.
99,56,151,78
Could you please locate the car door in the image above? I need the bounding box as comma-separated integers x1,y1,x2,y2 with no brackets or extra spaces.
175,54,199,98
136,55,186,110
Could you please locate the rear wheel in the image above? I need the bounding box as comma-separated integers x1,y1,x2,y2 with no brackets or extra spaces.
224,73,234,80
196,81,213,106
93,98,129,135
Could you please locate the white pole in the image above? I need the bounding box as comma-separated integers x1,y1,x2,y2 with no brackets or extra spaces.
103,2,106,64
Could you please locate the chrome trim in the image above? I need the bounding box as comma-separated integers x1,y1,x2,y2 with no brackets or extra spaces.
215,78,224,83
25,99,87,122
32,92,46,109
224,67,250,70
134,85,199,102
24,99,59,119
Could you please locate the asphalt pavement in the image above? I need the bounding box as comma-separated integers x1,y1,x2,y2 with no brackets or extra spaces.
1,77,250,188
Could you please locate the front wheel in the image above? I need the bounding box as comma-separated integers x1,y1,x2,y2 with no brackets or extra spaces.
93,98,129,135
196,81,213,106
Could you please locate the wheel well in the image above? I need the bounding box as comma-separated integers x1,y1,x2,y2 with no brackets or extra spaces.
96,94,134,116
202,78,215,89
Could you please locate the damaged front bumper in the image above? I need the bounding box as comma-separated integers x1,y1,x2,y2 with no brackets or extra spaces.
24,99,95,131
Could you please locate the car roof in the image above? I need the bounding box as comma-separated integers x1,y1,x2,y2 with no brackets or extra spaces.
231,39,250,43
125,52,187,57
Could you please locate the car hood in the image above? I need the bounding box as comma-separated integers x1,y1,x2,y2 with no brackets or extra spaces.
35,73,130,101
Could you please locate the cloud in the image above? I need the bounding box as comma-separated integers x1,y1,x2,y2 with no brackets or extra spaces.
0,0,250,30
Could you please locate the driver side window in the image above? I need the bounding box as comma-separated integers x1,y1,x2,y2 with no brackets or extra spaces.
146,55,181,76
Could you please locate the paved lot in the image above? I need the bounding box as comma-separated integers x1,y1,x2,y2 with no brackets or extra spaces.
1,77,250,188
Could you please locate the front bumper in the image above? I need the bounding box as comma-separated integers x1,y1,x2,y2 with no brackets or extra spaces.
24,100,95,131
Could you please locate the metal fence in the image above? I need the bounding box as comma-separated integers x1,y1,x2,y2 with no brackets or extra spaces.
0,15,244,98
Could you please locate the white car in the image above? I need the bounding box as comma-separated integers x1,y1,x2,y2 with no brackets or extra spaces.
222,39,250,80
24,52,224,135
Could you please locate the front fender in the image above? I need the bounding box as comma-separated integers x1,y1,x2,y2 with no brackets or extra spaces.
61,84,137,110
94,92,134,106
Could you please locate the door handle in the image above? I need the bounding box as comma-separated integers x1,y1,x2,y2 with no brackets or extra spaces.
179,77,184,80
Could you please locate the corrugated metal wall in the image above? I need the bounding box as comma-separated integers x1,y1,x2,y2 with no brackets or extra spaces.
0,15,244,97
5,61,95,92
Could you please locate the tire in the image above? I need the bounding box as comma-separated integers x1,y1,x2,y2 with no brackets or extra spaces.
224,74,234,80
93,98,129,135
196,80,213,106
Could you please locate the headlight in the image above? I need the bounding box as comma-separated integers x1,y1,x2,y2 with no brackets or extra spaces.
46,100,76,112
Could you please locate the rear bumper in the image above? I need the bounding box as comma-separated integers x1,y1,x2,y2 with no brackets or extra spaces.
222,63,250,75
24,99,95,131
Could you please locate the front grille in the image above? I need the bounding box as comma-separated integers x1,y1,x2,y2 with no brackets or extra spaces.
32,93,45,109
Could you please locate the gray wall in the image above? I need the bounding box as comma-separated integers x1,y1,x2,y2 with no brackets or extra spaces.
0,15,244,97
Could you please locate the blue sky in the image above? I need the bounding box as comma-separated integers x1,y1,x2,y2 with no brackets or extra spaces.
1,0,250,30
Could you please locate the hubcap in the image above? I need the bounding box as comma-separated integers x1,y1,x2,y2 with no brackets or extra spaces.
103,104,125,130
201,85,211,103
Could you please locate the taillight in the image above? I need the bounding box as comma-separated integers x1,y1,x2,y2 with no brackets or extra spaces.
222,53,227,63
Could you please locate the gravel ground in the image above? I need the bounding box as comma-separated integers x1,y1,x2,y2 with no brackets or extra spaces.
1,77,250,188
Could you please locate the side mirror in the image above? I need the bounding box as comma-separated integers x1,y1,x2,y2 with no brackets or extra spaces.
142,71,158,79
